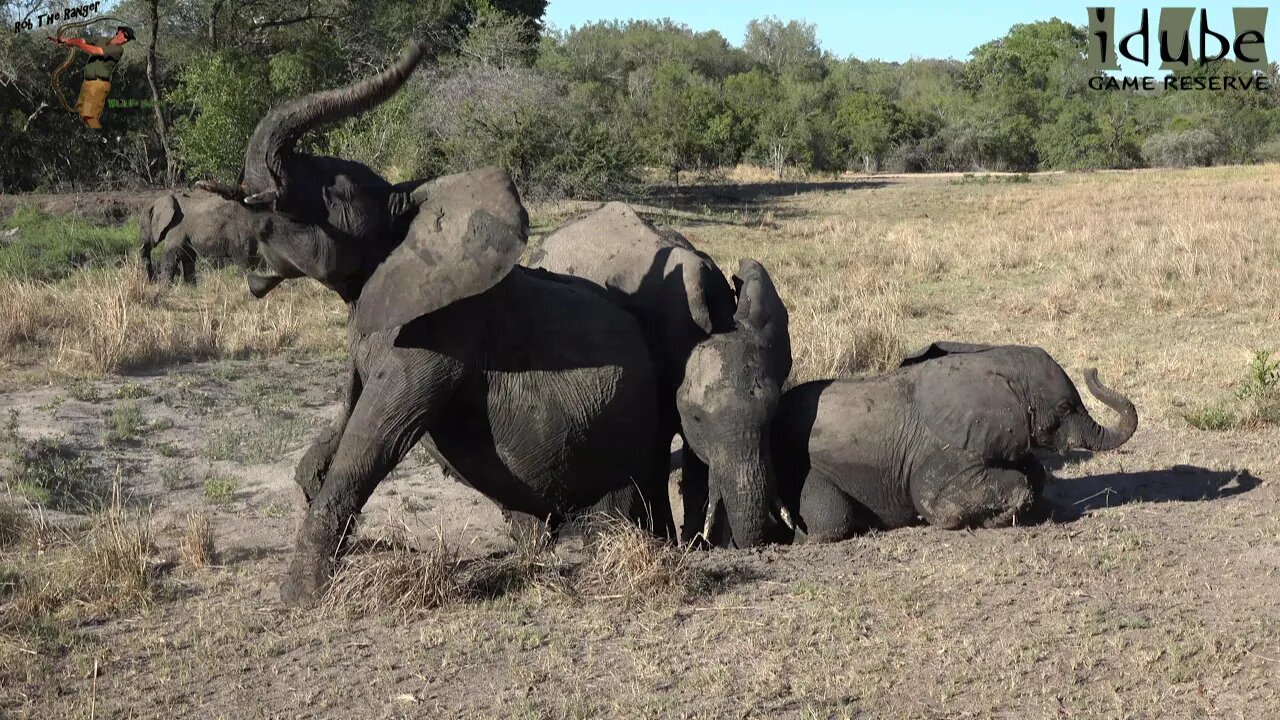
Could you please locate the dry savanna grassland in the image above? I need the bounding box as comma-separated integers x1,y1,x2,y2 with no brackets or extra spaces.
1,166,1278,718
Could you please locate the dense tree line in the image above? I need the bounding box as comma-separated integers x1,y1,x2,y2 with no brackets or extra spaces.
2,1,1280,196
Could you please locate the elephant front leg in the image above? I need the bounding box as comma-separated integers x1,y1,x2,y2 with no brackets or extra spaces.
294,363,361,503
282,373,442,605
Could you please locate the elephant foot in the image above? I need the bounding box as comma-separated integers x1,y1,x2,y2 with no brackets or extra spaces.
280,510,351,606
281,549,334,606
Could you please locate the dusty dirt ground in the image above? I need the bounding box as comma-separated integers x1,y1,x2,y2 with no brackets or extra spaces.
2,169,1279,718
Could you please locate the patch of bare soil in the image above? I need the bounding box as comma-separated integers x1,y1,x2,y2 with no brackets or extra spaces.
0,190,163,225
1,356,1277,718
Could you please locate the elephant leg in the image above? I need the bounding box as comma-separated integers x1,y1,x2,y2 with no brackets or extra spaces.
294,362,362,503
281,377,444,606
913,459,1037,530
677,444,709,543
158,243,182,283
798,475,879,543
179,245,197,284
584,479,675,539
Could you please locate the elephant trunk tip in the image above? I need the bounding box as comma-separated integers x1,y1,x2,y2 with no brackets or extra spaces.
1080,367,1138,452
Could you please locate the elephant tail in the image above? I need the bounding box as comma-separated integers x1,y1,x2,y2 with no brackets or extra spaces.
1075,368,1138,452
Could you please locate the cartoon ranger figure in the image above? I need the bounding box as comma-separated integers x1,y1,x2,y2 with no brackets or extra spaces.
48,25,135,129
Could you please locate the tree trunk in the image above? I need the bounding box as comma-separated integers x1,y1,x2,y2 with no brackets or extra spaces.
208,0,225,47
145,0,179,186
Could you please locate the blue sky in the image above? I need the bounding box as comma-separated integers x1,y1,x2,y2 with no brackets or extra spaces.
543,1,1270,63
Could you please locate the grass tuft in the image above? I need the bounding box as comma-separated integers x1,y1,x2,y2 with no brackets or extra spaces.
574,517,696,606
178,513,216,569
201,473,238,505
323,531,460,615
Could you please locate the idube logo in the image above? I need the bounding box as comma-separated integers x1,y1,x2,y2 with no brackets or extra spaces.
1086,7,1270,90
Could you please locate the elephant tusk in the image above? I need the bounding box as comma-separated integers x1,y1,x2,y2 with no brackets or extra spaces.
773,497,798,532
701,492,721,545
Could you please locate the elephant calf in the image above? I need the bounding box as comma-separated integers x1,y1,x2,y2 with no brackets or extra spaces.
772,343,1138,541
138,190,263,283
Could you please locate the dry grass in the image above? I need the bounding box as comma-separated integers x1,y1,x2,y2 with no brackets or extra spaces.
574,516,696,605
178,513,216,570
1,481,158,640
0,261,343,378
322,531,461,615
0,500,28,548
323,518,699,616
681,165,1280,419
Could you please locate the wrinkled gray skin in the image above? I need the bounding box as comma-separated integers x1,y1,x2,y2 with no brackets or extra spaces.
772,343,1139,541
138,191,262,283
232,52,670,606
527,204,793,548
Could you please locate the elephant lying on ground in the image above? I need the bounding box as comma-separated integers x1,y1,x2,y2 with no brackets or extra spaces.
528,203,794,547
230,49,670,605
772,343,1138,541
138,191,262,282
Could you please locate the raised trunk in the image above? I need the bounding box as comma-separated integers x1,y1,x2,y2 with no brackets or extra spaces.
1066,368,1138,452
241,42,428,201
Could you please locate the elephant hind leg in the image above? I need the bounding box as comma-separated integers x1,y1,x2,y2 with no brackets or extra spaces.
294,362,362,503
798,475,881,543
915,462,1038,530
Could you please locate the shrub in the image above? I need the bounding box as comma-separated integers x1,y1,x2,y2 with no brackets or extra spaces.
1142,128,1225,168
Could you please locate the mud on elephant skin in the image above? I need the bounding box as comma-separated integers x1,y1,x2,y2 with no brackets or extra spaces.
528,203,795,548
771,342,1139,543
138,191,264,283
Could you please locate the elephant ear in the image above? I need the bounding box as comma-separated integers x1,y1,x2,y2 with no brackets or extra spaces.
151,194,182,239
354,167,528,334
910,352,1031,460
732,258,792,385
899,341,998,368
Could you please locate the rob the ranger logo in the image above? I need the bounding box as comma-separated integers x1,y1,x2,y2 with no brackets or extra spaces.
1087,7,1270,90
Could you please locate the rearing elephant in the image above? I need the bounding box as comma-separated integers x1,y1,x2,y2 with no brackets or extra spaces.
228,48,671,605
772,343,1139,541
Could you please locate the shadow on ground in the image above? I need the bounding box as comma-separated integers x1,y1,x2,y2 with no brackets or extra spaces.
627,179,893,225
1044,464,1263,521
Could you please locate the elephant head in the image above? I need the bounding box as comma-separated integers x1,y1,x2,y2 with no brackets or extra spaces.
677,259,794,547
248,166,527,333
901,343,1138,458
138,193,182,281
199,41,428,289
225,42,454,303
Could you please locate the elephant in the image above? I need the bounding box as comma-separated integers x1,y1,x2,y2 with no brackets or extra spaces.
138,190,262,283
527,203,794,547
228,53,671,605
194,43,429,276
771,343,1139,542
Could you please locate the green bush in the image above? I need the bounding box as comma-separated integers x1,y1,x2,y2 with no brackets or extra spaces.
1142,128,1226,168
170,53,274,183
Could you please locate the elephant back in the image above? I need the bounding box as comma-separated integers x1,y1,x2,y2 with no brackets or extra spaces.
909,349,1035,461
528,202,735,382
